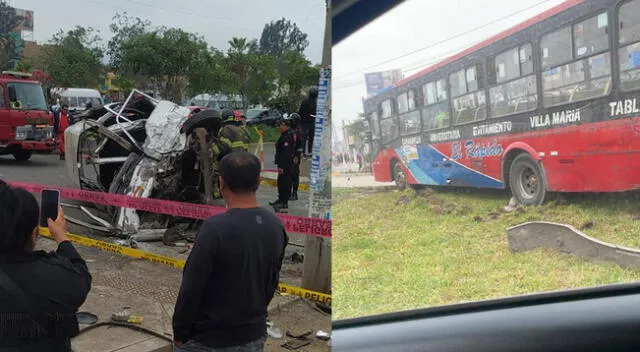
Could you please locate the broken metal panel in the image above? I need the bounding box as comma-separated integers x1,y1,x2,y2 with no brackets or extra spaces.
80,206,116,231
143,101,191,159
64,89,221,241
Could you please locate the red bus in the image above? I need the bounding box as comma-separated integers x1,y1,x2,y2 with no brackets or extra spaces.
367,0,640,205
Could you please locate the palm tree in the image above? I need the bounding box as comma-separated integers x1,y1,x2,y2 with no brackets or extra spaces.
228,37,249,55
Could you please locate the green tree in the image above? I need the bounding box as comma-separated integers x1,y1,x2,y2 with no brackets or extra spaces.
245,53,277,106
258,18,309,57
107,12,150,70
0,0,19,70
186,48,235,97
279,50,319,98
15,60,31,72
42,26,104,87
119,27,208,102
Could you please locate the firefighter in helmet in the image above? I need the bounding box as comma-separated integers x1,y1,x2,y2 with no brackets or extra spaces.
210,109,251,198
211,109,250,161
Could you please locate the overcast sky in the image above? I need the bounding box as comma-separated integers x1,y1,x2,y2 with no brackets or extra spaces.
333,0,569,136
9,0,325,63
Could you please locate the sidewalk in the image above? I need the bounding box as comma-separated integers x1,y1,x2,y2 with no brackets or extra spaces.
33,238,330,352
332,173,395,189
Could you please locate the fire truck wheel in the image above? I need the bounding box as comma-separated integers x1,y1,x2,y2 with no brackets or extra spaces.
508,153,547,206
393,162,407,191
12,150,32,162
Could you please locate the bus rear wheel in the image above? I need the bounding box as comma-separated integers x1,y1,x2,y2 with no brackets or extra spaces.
393,162,407,191
12,150,32,162
508,153,546,206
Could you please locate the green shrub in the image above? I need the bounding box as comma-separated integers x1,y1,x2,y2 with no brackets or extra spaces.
246,126,280,143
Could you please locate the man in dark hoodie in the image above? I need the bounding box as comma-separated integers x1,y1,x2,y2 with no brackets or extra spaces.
297,86,318,157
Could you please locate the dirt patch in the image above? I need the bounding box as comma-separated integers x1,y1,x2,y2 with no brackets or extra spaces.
266,300,331,352
395,195,412,205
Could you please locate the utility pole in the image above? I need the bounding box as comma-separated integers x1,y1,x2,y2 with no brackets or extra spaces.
302,0,331,295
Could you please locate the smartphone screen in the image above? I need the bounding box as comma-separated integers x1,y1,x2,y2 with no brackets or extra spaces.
40,189,60,228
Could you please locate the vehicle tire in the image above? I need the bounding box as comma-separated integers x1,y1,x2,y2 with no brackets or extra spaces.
508,153,547,206
393,162,407,191
181,109,222,135
12,150,32,161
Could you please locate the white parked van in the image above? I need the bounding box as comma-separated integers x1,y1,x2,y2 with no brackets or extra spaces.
55,88,103,114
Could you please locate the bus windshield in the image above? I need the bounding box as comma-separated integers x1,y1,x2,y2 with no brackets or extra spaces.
8,82,48,111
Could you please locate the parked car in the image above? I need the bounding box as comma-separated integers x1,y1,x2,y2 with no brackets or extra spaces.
245,108,283,126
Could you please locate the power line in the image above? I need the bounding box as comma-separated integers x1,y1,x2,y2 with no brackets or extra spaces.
334,41,477,87
335,0,558,80
333,42,479,91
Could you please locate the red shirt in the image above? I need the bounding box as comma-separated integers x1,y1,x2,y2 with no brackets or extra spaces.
59,113,69,133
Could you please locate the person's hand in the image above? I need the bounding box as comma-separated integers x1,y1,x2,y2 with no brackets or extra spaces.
294,157,299,165
47,206,69,244
278,168,284,175
174,341,182,348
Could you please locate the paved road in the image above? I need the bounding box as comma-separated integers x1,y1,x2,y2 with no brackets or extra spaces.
333,173,396,188
0,149,311,249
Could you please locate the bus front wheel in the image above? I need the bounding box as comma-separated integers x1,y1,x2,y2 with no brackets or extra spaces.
508,153,546,206
393,162,407,191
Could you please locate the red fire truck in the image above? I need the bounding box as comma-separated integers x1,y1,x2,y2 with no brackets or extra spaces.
0,71,56,161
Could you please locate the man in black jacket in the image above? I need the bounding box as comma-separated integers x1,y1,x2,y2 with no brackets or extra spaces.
288,113,304,201
0,180,92,352
297,86,318,157
270,117,296,213
172,152,289,352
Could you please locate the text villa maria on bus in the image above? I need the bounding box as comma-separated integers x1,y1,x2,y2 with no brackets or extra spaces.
427,107,582,143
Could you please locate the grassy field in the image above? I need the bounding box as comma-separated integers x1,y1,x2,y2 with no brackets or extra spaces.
332,187,640,320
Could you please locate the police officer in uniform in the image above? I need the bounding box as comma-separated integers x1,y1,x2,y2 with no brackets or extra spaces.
211,109,251,197
270,116,296,212
289,112,303,201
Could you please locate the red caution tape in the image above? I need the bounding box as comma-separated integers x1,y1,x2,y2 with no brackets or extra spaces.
7,181,331,238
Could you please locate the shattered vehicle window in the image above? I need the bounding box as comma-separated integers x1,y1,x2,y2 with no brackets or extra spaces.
333,0,640,322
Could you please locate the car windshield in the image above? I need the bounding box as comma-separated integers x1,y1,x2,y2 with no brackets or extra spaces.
333,0,640,322
79,97,102,108
246,109,264,118
7,82,48,111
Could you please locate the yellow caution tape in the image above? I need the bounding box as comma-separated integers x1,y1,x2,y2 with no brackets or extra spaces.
39,227,185,269
277,283,331,305
261,178,310,191
38,227,330,304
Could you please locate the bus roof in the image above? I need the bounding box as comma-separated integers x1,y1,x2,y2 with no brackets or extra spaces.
393,0,583,88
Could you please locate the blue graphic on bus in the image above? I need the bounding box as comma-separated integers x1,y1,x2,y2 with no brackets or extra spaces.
395,144,504,189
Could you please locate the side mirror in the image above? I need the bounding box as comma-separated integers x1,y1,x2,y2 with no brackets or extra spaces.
8,86,17,102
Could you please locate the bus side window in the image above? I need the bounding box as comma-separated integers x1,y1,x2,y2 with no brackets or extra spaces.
618,0,640,91
422,79,450,131
541,11,611,107
489,43,538,118
451,63,487,125
0,85,4,109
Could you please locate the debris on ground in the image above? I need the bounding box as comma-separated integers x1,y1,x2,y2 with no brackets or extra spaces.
504,197,518,212
267,321,283,339
580,221,595,230
281,330,313,350
315,330,330,341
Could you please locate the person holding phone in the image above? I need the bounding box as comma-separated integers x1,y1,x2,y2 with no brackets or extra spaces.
0,180,92,351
